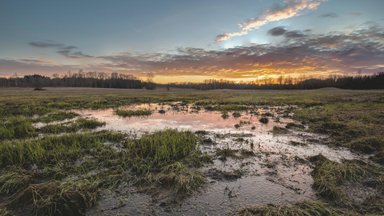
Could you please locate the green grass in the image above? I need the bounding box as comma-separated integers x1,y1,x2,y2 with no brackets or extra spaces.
295,101,384,162
123,129,200,174
348,136,384,154
147,162,206,194
0,88,383,215
309,154,380,204
115,109,152,117
0,116,36,140
238,201,340,216
0,131,124,215
0,131,121,169
39,118,105,134
38,111,79,123
0,128,206,215
203,104,249,111
0,168,32,195
6,179,99,216
221,111,229,119
308,155,384,214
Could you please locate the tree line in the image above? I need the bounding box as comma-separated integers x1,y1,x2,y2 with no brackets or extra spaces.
168,73,384,90
0,71,383,90
0,71,147,89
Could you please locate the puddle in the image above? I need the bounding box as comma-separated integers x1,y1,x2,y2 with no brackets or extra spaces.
77,103,362,216
75,103,291,134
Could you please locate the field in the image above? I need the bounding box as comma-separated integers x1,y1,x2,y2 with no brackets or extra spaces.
0,87,383,216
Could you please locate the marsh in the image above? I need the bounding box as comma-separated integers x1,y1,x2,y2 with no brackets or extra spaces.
0,88,383,215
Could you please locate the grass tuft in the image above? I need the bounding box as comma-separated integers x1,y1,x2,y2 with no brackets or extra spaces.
238,201,340,216
309,155,368,202
148,162,206,194
0,168,32,195
0,116,36,140
115,109,152,117
38,111,79,123
7,179,99,216
124,129,199,174
39,118,105,134
349,136,384,154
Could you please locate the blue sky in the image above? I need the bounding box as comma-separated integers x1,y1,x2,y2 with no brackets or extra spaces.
1,0,383,82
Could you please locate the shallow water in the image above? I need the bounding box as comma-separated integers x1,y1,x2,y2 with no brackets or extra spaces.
75,103,290,134
79,103,361,216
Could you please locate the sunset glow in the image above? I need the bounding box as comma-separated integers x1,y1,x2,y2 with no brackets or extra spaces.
1,0,383,83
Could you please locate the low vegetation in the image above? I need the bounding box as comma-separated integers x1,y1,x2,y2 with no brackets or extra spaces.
115,108,152,117
309,154,384,214
272,126,289,135
0,88,383,215
0,116,35,140
38,111,79,123
0,128,206,215
239,201,340,216
39,118,105,134
7,179,99,216
123,129,200,173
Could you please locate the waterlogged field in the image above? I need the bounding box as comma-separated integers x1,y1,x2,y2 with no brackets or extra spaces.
0,88,383,216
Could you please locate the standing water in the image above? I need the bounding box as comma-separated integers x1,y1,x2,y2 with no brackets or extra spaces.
75,103,360,216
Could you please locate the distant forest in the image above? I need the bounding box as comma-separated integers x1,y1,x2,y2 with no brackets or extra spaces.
0,71,383,90
169,72,384,90
0,72,148,89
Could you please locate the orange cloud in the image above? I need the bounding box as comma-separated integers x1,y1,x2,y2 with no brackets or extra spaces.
216,0,323,41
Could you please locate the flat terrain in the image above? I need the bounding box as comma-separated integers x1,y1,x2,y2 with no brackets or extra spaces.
0,87,384,216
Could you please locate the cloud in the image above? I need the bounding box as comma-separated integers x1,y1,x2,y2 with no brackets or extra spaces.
100,24,384,79
6,24,383,80
284,30,306,38
319,12,338,18
29,41,66,48
216,0,324,41
268,26,287,36
268,27,306,38
29,41,93,58
0,59,78,76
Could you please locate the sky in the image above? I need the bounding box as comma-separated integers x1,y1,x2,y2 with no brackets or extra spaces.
0,0,384,83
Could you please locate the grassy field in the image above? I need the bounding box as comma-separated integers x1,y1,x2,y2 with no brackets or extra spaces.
0,87,383,215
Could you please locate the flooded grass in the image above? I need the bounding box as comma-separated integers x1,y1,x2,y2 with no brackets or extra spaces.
123,129,200,174
0,168,32,195
0,88,383,215
0,207,14,216
0,116,36,140
38,111,79,123
309,154,384,214
239,201,340,216
115,109,152,117
147,162,206,194
39,118,105,134
7,179,99,216
310,155,367,202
